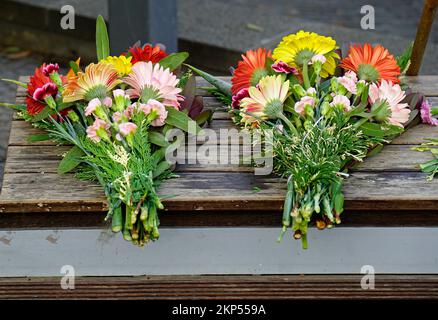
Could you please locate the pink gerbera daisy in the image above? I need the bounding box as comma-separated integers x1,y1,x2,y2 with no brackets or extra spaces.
123,61,183,109
369,80,411,127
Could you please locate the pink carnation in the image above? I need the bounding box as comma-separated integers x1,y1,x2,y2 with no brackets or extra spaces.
338,72,358,94
103,97,113,108
112,111,123,123
294,96,316,115
113,89,126,98
272,61,297,75
86,119,110,143
311,54,326,65
138,99,168,127
118,122,138,137
331,95,351,112
85,98,101,116
231,88,250,109
124,103,136,119
420,99,438,126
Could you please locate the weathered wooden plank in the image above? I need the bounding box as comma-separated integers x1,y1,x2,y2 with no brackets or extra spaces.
404,76,438,96
8,118,438,148
0,171,437,213
2,75,437,220
3,144,434,175
1,275,438,300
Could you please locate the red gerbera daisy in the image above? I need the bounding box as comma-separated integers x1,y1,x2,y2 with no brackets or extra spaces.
340,44,401,84
128,44,168,64
231,48,272,95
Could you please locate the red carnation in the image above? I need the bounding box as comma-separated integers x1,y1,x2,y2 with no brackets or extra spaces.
26,64,66,116
42,63,60,77
128,44,168,64
33,83,58,101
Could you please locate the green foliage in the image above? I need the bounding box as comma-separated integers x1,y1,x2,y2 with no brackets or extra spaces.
273,111,384,248
186,64,232,97
69,61,80,75
207,87,233,107
0,103,26,111
96,15,110,61
159,52,189,71
165,106,203,135
1,79,27,88
58,145,85,174
414,138,438,181
27,134,51,143
397,42,413,74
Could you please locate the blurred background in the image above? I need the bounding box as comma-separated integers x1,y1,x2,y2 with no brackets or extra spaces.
0,0,437,187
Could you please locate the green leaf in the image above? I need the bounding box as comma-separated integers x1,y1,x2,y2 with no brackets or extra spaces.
333,193,344,215
96,15,110,61
1,78,27,88
0,103,26,111
31,103,71,122
27,134,51,143
360,122,403,138
31,107,53,122
165,106,203,135
397,42,413,74
153,161,172,178
186,64,232,97
159,52,189,71
69,61,80,75
367,144,384,157
149,131,170,147
58,145,85,174
194,110,213,126
152,148,166,167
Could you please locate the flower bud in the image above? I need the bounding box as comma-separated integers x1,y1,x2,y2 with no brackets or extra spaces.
293,84,307,98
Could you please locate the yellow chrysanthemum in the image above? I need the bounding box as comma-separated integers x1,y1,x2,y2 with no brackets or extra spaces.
273,30,339,78
102,55,133,77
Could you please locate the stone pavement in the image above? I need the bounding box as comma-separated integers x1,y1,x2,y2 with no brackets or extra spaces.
1,0,438,188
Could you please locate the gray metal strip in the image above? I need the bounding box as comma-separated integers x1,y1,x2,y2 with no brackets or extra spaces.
0,227,437,277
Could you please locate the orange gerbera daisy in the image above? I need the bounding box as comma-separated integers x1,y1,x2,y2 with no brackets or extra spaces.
231,48,272,95
63,62,120,103
340,44,400,84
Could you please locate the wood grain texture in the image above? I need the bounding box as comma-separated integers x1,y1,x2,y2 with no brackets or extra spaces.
1,275,438,300
1,76,438,223
1,171,437,213
7,119,438,147
2,144,435,174
404,76,438,96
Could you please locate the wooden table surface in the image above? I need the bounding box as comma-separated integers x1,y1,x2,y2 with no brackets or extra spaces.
0,76,437,228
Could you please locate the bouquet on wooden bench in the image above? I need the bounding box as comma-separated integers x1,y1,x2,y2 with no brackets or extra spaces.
191,31,438,249
1,16,210,246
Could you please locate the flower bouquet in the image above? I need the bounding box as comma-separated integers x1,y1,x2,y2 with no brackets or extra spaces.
1,16,210,246
190,31,437,249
